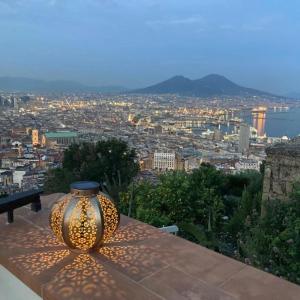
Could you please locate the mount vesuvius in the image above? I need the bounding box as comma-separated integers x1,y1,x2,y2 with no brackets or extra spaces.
132,74,278,98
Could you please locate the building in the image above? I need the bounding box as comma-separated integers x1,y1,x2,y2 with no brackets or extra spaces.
0,170,13,186
140,155,154,171
238,123,250,153
262,137,300,202
13,169,26,188
42,131,78,147
153,150,176,171
32,129,39,146
235,159,261,172
213,129,223,141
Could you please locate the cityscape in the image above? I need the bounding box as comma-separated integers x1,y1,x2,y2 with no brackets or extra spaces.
0,1,300,300
0,91,298,195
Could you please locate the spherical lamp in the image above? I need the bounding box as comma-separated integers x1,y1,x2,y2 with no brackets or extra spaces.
49,181,119,253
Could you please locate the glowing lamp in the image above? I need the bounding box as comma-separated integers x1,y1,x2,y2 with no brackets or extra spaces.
50,181,119,253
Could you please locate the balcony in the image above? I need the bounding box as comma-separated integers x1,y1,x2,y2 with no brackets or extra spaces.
0,193,299,300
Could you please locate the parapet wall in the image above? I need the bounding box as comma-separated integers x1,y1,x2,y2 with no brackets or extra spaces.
263,138,300,201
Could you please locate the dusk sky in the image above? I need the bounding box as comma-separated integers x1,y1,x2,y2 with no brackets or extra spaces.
0,0,299,94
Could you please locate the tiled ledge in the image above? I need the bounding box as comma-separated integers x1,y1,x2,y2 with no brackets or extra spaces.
0,193,299,300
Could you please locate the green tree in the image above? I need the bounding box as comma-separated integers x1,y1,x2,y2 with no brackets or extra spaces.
120,166,225,250
189,166,225,231
45,139,139,202
44,168,77,194
120,172,194,227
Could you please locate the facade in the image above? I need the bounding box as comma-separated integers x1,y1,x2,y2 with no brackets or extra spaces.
13,169,26,188
140,155,154,171
153,151,176,171
32,129,39,146
0,170,13,186
235,159,261,172
238,123,250,153
42,131,78,147
262,138,300,202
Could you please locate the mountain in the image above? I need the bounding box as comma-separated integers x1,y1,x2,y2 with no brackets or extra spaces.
133,74,278,97
0,77,127,94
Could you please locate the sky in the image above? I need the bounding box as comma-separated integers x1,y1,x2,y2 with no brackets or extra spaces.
0,0,299,94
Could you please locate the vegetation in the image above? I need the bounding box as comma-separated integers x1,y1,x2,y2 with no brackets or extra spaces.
120,164,300,284
44,139,139,202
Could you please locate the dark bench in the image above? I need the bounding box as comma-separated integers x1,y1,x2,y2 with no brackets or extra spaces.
0,189,43,223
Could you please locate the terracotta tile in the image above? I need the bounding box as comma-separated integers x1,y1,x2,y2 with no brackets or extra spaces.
141,266,236,300
171,243,245,286
0,219,63,251
221,266,300,300
96,242,168,282
131,233,245,286
107,216,169,246
0,218,72,296
42,253,162,300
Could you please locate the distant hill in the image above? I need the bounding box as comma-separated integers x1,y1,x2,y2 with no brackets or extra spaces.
0,77,127,94
284,92,300,99
133,74,279,97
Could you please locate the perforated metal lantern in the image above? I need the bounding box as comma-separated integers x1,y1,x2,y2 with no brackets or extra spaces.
49,181,120,253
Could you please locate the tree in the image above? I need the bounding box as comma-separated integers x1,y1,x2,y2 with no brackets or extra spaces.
44,168,77,194
120,172,194,227
189,166,225,231
120,166,225,249
45,139,139,202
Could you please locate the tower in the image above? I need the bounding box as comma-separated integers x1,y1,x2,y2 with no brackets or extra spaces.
32,129,39,146
238,123,250,154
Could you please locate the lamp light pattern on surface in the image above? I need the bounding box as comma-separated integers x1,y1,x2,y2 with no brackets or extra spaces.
50,184,119,253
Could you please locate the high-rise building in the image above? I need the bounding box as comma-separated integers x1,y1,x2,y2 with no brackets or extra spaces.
238,123,250,153
32,129,39,146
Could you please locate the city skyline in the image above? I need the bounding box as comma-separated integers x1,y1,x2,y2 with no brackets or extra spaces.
0,0,300,94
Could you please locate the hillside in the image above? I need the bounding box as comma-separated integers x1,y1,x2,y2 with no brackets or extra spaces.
0,77,126,94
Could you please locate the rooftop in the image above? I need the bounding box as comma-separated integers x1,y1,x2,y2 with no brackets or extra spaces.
266,137,300,156
0,193,299,300
44,131,78,139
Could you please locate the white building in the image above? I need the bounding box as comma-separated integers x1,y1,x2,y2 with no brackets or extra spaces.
235,159,261,172
153,151,176,171
13,170,26,188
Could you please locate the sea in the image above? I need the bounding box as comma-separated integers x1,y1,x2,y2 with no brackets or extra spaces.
203,106,300,138
242,107,300,138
